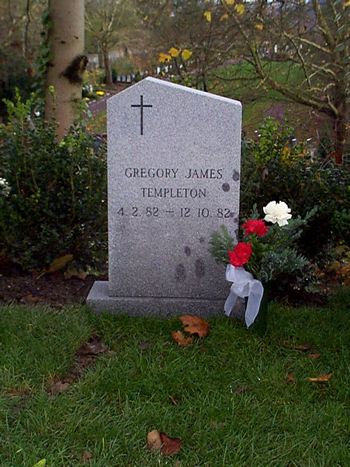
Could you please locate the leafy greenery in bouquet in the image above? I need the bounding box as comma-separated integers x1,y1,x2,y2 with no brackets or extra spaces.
209,201,312,284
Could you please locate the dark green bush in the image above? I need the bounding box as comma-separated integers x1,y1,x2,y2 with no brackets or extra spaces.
241,118,350,256
0,93,107,271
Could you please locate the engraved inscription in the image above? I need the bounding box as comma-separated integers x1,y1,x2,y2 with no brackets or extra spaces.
118,165,235,220
116,206,235,219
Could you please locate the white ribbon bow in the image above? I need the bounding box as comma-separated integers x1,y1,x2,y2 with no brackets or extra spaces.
224,265,264,328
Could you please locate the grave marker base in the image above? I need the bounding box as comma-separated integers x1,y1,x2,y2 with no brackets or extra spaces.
87,281,244,318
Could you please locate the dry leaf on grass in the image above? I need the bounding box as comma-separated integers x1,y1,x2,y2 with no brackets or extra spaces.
168,395,180,405
82,451,93,463
160,432,182,455
139,340,152,351
179,315,209,337
283,342,313,352
4,387,31,397
77,334,108,356
49,381,71,395
147,430,182,455
306,353,321,359
171,330,194,347
286,372,296,384
47,334,109,395
234,385,251,395
147,430,162,450
306,373,333,383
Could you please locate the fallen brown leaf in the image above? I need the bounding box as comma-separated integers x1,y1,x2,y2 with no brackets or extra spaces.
36,254,74,279
21,293,43,304
168,395,180,405
147,430,162,450
294,344,312,352
179,315,209,337
49,381,71,395
82,451,93,463
286,372,296,384
306,373,333,383
283,342,312,352
234,385,251,395
171,330,194,347
4,387,31,397
47,334,109,395
77,334,108,356
160,432,182,455
47,254,74,273
64,267,88,280
139,340,152,351
306,353,321,359
147,430,182,455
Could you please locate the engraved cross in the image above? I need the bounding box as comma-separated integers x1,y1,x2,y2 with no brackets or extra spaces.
131,95,153,135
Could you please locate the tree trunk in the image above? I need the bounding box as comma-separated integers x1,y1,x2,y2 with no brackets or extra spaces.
102,46,112,85
45,0,84,139
333,108,349,165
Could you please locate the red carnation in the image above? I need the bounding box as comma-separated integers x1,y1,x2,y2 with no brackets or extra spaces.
228,242,253,267
242,219,268,237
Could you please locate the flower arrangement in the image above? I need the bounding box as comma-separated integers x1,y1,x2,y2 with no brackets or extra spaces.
209,201,311,327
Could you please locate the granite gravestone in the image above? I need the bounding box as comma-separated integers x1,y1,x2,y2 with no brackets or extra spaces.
87,77,241,316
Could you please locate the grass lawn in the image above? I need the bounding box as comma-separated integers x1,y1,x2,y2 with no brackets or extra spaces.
1,289,350,466
209,61,329,141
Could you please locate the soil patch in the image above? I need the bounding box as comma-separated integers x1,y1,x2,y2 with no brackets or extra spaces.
0,258,329,308
0,258,104,306
48,333,109,395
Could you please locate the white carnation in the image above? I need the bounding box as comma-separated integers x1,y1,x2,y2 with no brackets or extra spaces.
0,177,10,197
263,201,292,226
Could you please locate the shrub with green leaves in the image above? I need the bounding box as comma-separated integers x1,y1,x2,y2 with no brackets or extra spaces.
241,118,350,256
0,93,107,271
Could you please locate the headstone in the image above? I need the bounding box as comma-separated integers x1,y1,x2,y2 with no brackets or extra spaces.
87,77,242,316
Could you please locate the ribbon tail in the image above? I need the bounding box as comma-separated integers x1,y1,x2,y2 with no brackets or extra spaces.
245,281,264,328
224,288,238,317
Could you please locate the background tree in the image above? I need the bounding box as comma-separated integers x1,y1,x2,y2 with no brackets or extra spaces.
219,0,349,163
85,0,138,84
0,0,45,115
45,0,85,138
136,0,233,90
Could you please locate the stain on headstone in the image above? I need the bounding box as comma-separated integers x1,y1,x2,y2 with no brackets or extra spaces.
195,259,206,278
232,170,240,181
175,264,186,281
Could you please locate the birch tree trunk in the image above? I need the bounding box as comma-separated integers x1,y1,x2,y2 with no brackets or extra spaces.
45,0,84,139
